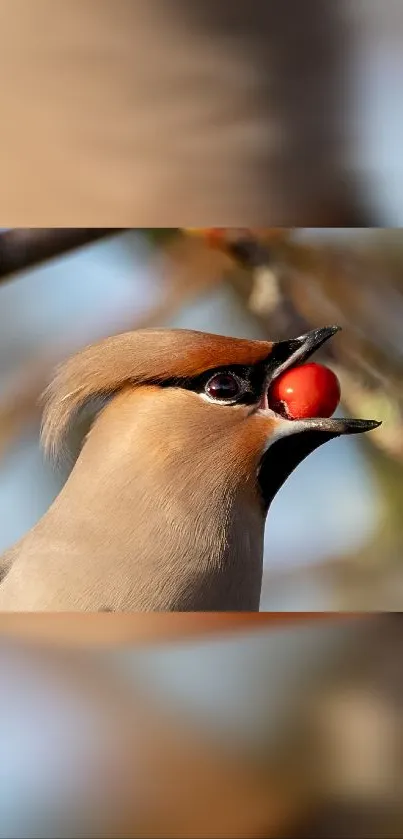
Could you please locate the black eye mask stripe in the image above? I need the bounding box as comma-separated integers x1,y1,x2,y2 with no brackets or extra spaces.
157,362,268,405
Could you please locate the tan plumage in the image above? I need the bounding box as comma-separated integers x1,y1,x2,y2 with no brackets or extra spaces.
0,327,380,612
40,329,272,462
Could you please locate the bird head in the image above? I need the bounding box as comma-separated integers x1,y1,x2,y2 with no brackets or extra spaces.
42,325,380,515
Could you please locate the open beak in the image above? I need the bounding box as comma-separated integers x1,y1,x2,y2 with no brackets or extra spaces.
258,326,382,507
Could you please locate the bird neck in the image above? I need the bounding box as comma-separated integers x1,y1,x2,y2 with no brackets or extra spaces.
39,426,265,611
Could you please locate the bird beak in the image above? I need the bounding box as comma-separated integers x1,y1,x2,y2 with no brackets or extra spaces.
257,325,382,506
263,324,343,385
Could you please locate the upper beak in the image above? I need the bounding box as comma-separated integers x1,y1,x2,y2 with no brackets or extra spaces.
265,325,341,383
257,326,382,506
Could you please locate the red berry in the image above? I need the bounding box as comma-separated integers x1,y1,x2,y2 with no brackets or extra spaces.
267,362,341,420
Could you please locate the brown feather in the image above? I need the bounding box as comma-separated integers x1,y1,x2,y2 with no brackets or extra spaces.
0,329,283,611
41,328,272,460
0,379,277,610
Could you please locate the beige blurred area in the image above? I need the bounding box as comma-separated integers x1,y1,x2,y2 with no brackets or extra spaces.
1,0,402,225
0,227,402,611
0,614,402,838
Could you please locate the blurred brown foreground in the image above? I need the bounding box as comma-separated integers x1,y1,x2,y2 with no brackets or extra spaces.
0,614,402,838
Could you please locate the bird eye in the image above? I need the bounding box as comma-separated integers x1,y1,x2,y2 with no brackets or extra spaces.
205,372,241,401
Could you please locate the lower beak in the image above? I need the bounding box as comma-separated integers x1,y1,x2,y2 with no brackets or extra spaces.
258,326,382,507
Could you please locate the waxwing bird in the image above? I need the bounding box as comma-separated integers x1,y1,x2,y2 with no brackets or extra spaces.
0,326,380,612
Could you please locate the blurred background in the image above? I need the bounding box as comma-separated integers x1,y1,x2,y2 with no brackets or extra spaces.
0,226,402,611
1,614,402,838
1,0,403,224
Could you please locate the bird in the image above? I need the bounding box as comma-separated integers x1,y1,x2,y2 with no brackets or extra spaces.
0,326,380,612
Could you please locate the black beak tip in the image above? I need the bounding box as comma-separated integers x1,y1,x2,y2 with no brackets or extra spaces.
299,324,342,344
344,418,382,434
298,417,382,436
308,324,342,349
326,324,342,336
